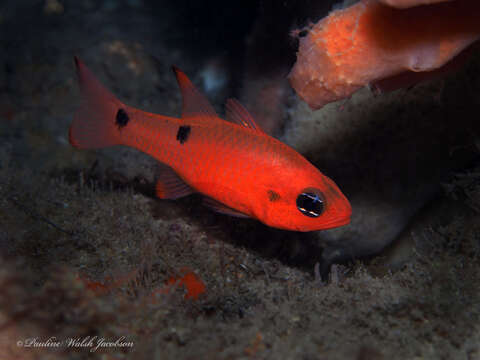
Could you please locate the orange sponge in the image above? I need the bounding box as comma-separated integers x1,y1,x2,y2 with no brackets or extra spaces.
289,0,480,109
378,0,452,8
166,268,206,300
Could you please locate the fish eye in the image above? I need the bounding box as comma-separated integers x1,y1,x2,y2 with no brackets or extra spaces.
296,190,324,218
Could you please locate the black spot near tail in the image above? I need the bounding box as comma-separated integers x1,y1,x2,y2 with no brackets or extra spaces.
115,108,129,129
176,125,191,144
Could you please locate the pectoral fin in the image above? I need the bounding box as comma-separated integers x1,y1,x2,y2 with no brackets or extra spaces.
155,165,194,199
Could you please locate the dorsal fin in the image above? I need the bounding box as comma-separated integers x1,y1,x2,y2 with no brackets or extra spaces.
225,98,263,132
172,66,218,119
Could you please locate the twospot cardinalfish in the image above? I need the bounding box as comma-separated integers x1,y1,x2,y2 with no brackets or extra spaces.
69,57,351,231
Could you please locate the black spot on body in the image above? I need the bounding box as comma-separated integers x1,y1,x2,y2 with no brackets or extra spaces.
176,125,191,144
115,108,129,129
267,190,281,202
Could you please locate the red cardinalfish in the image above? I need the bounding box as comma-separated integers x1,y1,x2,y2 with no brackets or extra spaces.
69,57,351,231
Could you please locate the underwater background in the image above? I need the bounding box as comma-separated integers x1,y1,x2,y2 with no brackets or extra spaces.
1,0,480,359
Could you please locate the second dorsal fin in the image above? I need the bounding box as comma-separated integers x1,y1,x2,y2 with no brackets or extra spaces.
225,98,263,133
172,66,218,120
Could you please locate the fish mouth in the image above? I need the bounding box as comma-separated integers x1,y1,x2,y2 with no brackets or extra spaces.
290,212,351,232
316,198,352,230
318,175,352,230
319,215,351,230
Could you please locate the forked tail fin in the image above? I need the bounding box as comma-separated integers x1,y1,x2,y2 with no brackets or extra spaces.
69,56,125,149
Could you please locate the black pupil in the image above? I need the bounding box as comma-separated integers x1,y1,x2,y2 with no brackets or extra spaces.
296,192,324,218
